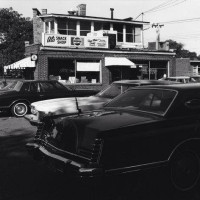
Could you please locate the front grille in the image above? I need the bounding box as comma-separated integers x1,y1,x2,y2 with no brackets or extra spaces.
35,123,45,139
78,138,104,164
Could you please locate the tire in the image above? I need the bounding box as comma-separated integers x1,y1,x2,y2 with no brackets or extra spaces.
11,102,28,117
170,150,200,191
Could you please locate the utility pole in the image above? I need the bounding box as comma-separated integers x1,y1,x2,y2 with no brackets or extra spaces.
152,23,164,50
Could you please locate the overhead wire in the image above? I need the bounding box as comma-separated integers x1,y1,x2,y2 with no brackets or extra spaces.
144,0,187,14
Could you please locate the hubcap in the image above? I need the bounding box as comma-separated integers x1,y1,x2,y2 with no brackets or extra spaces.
15,104,27,116
171,151,200,191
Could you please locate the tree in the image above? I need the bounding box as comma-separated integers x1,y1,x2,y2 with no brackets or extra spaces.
0,7,33,72
165,39,199,60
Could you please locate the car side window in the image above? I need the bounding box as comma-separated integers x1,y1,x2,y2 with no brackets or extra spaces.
20,82,30,92
39,82,56,92
30,83,38,92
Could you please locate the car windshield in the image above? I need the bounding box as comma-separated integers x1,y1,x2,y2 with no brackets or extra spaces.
105,88,177,115
96,83,136,98
2,81,22,91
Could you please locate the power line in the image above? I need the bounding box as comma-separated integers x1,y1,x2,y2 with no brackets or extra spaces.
157,17,200,24
145,0,187,14
134,0,188,21
144,0,180,14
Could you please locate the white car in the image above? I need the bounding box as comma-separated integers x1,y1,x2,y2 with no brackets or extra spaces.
24,80,179,126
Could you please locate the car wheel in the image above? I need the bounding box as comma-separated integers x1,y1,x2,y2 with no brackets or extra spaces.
11,102,28,117
171,150,200,191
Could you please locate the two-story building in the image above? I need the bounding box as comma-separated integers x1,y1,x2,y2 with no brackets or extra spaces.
24,4,176,90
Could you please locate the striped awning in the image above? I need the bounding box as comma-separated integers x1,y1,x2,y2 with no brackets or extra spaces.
105,57,136,68
4,57,35,71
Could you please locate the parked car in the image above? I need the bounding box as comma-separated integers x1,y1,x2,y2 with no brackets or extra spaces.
165,76,191,83
26,83,200,199
190,75,200,82
25,79,179,126
0,80,98,117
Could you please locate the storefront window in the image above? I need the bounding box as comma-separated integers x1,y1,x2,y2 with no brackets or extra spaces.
49,59,101,84
76,61,100,83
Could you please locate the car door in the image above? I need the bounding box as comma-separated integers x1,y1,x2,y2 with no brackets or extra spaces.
19,82,41,103
38,81,71,100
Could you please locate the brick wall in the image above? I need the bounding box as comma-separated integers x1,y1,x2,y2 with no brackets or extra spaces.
175,58,193,76
32,8,43,44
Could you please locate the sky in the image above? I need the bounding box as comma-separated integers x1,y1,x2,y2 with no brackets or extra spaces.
1,0,200,55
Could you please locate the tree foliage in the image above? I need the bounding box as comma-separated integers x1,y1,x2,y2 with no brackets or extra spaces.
166,39,199,60
0,7,33,67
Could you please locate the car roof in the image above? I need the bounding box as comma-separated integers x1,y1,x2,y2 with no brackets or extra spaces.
17,80,58,83
166,76,190,79
129,82,200,91
112,79,180,85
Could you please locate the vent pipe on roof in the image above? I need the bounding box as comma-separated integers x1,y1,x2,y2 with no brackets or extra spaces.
110,8,114,19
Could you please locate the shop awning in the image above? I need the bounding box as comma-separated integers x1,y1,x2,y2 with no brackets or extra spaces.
4,57,36,71
105,57,136,68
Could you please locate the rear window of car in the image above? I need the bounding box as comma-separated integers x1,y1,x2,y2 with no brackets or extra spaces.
39,82,66,92
106,88,177,115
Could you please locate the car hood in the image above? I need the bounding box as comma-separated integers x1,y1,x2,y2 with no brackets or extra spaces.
32,96,111,115
60,109,161,133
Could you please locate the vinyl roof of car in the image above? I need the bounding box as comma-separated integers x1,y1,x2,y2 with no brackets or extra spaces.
130,82,200,91
19,80,58,83
112,79,180,85
166,76,190,79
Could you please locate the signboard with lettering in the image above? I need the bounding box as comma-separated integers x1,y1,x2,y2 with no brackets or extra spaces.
86,37,108,48
42,33,108,49
43,33,68,47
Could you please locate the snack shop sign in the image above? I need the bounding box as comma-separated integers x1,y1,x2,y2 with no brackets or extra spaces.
42,33,108,48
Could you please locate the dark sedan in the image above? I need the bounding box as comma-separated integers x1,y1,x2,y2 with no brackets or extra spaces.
0,80,98,117
27,83,200,199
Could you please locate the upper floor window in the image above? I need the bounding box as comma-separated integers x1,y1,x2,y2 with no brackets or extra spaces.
135,26,142,43
58,20,67,34
113,23,123,42
50,21,54,33
126,24,134,43
94,22,102,31
68,20,76,35
80,21,91,36
45,22,49,33
102,22,110,31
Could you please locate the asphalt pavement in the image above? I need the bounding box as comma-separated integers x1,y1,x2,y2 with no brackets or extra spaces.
0,114,200,200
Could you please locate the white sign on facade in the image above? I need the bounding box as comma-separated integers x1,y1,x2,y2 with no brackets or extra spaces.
42,33,108,48
43,33,68,47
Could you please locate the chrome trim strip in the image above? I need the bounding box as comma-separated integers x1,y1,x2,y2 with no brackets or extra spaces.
39,146,82,168
36,139,90,161
105,160,168,174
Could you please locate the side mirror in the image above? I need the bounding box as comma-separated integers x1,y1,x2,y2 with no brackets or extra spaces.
185,99,200,109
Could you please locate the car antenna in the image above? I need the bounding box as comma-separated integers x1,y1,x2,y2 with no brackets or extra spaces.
75,96,82,115
71,86,82,115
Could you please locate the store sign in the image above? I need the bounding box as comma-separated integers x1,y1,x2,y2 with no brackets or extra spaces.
70,37,84,47
86,37,108,48
43,34,68,47
42,33,108,49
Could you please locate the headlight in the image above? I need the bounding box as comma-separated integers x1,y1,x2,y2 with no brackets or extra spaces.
31,106,38,115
